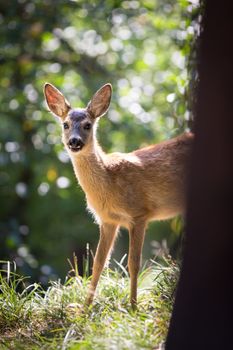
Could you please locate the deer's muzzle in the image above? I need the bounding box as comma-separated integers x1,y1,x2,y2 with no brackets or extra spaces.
68,137,84,152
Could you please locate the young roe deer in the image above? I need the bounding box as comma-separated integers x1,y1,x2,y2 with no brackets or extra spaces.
44,82,193,308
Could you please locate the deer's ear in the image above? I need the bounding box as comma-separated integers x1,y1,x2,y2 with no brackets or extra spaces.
87,83,112,119
44,83,71,119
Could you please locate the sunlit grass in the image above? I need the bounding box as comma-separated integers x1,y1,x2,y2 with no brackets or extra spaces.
0,256,178,350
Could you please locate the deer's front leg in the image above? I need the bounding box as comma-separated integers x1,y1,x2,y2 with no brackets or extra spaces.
128,220,146,309
86,223,118,306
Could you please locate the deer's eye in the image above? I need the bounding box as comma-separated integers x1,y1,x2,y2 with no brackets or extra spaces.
84,123,91,130
63,122,69,130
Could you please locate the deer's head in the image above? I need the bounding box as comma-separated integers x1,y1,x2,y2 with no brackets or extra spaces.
44,83,112,153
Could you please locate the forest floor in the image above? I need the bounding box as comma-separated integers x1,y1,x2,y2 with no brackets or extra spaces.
0,256,178,350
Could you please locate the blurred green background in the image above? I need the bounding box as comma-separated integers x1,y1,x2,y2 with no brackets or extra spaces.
0,0,199,284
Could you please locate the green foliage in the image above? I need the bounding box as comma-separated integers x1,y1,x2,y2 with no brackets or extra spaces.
0,0,199,280
0,257,179,350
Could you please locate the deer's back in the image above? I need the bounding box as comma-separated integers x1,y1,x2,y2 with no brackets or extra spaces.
102,132,193,224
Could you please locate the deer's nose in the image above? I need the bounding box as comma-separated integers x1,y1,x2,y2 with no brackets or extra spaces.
68,137,84,150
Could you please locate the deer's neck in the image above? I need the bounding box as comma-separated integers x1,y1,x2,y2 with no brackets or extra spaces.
69,140,107,194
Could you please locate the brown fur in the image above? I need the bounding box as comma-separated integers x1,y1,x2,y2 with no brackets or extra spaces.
44,82,193,308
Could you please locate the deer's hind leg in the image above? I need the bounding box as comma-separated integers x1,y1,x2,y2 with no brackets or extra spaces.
128,220,146,309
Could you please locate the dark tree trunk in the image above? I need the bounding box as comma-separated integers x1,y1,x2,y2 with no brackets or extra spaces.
166,0,233,349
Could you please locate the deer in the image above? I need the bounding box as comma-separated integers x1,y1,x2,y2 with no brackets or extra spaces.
44,82,193,309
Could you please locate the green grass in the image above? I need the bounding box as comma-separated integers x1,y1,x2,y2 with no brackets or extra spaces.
0,257,178,350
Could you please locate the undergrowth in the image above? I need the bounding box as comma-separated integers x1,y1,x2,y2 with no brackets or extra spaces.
0,256,179,350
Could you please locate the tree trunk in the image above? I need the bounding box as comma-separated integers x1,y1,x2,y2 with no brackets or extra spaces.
166,0,233,349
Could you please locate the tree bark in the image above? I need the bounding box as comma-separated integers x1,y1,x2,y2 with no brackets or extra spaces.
166,0,233,349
